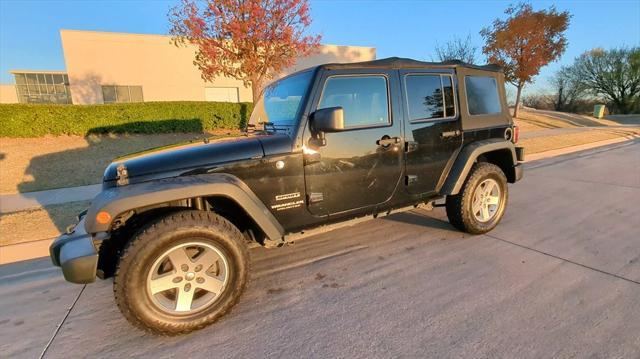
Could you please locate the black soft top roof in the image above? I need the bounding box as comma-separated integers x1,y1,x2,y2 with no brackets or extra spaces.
319,56,502,73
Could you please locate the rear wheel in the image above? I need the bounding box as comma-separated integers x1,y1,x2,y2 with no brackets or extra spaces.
446,162,508,234
114,210,249,335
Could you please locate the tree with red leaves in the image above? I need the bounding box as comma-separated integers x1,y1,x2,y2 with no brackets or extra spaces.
481,3,570,118
169,0,321,103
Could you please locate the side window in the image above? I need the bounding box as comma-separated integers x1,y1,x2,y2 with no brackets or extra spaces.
404,74,456,122
318,75,389,128
442,76,455,117
465,76,501,115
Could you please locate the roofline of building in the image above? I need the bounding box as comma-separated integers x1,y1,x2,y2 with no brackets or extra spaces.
9,70,68,75
58,29,376,50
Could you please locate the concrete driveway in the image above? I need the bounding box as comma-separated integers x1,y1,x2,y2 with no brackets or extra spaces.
1,140,639,358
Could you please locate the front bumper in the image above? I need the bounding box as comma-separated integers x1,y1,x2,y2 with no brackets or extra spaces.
49,218,98,284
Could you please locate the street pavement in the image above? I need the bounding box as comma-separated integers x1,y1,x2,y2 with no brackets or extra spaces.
0,140,639,358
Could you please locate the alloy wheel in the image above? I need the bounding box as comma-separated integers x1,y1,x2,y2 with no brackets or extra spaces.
471,178,501,223
146,241,229,314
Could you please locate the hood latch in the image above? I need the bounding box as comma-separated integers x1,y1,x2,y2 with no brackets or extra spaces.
116,163,129,186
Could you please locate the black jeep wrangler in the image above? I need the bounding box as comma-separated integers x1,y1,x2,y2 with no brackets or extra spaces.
50,57,524,334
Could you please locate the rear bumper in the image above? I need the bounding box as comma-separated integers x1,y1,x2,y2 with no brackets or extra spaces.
49,218,98,284
514,163,523,182
514,146,525,182
515,146,525,162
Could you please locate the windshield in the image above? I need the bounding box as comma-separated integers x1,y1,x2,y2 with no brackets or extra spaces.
248,70,314,130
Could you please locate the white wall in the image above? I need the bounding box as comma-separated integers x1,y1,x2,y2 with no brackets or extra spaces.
0,84,18,104
61,30,376,104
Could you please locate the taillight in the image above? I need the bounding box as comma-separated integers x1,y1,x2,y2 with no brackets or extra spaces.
513,126,519,144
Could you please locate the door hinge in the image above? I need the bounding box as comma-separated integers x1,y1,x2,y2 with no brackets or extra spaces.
405,141,418,153
440,130,461,139
405,175,418,186
307,192,324,204
304,153,321,166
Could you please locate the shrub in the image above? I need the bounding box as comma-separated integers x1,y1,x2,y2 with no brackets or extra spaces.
0,101,253,137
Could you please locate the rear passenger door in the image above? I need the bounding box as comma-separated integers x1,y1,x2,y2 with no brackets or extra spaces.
400,70,463,195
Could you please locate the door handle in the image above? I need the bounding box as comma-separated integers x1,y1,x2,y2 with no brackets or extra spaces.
440,130,461,138
376,136,401,146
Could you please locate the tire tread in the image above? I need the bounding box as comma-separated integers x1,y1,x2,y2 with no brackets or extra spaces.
113,210,249,335
446,162,508,234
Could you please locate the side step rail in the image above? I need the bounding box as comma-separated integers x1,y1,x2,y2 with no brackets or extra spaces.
280,200,441,245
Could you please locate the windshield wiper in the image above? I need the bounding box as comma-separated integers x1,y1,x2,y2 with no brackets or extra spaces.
260,122,292,133
245,123,257,135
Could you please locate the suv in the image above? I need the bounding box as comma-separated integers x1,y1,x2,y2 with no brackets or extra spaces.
50,57,524,334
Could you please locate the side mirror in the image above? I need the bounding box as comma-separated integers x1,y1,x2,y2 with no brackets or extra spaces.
311,107,345,133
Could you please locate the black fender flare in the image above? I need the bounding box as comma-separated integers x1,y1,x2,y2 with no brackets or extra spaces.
84,173,285,241
439,139,518,195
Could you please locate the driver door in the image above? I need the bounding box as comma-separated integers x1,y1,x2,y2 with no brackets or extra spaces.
303,70,404,216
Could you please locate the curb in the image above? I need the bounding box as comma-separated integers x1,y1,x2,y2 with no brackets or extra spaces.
0,237,57,265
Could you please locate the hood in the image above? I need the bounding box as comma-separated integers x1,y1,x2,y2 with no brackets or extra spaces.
103,135,266,185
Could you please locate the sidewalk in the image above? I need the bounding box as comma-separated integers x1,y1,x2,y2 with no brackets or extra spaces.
0,184,100,214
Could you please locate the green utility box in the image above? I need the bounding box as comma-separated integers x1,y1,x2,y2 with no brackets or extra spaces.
593,104,605,119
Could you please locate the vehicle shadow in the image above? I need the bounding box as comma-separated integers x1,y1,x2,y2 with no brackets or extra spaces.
382,210,455,231
14,119,208,236
87,119,204,135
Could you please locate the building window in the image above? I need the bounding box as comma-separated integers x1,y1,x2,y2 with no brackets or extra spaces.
102,85,144,103
205,87,239,102
465,76,501,115
13,72,72,104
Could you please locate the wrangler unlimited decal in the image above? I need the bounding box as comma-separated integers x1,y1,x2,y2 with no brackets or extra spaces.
275,192,301,201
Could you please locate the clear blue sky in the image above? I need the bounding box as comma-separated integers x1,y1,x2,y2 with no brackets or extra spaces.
1,0,639,95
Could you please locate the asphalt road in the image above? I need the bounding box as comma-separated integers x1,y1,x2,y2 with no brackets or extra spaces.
1,140,639,358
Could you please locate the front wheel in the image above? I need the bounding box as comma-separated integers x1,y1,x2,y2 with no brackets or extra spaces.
114,210,249,335
446,162,508,234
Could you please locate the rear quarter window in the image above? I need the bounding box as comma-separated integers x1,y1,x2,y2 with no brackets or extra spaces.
465,76,501,115
404,74,456,122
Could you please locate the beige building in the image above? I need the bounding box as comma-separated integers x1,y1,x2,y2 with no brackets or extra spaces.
2,29,376,104
0,84,18,103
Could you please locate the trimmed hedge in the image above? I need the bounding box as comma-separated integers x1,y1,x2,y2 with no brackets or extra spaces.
0,101,253,137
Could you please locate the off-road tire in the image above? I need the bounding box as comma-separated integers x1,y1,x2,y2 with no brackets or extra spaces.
446,162,508,234
114,210,249,335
